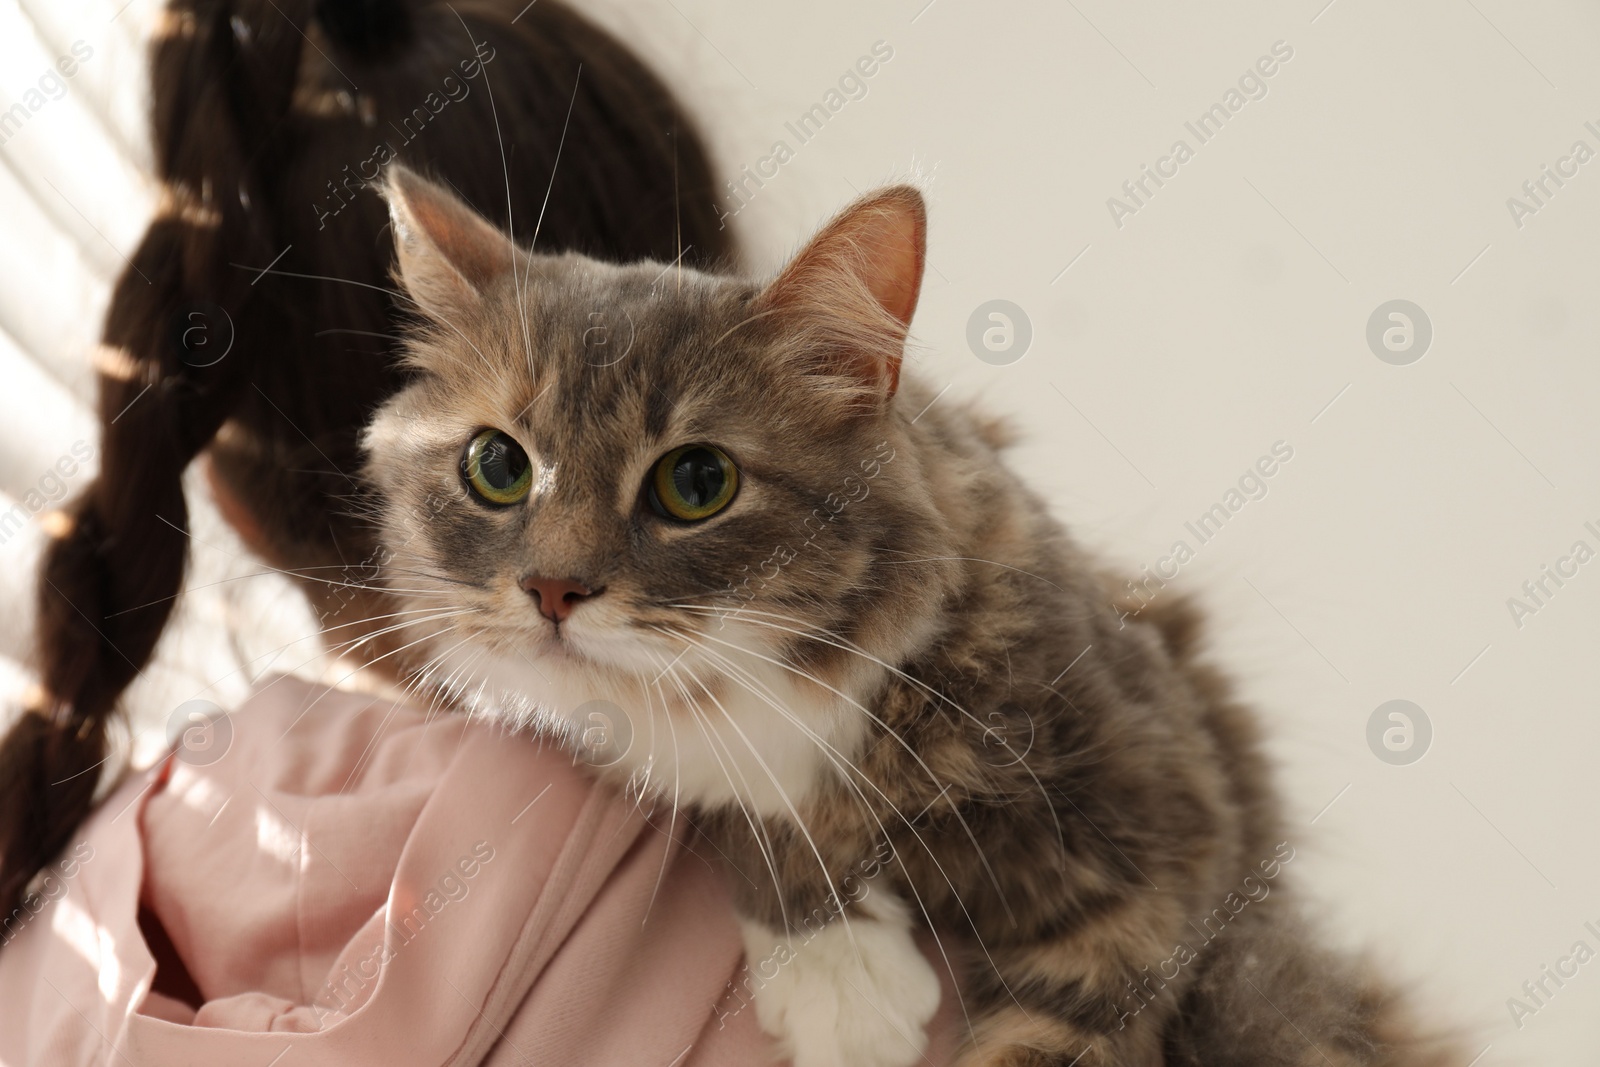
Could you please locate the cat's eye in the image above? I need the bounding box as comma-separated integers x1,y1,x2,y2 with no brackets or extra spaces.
461,428,533,506
648,444,739,522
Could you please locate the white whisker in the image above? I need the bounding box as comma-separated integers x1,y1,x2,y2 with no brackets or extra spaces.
675,603,1066,872
659,626,987,1029
648,652,790,935
660,649,854,961
668,621,1035,1009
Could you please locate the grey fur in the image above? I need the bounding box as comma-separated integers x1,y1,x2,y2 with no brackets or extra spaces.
362,167,1455,1066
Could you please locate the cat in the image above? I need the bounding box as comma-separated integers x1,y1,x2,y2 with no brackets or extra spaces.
363,164,1452,1067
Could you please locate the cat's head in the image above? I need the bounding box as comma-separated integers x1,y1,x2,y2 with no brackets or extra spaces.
362,166,969,808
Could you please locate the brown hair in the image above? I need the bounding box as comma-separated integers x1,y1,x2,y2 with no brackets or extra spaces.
0,0,733,920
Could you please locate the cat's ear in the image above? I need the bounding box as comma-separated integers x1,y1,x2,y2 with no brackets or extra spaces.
757,186,926,404
381,164,516,322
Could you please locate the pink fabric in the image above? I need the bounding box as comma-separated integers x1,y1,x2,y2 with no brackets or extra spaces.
0,675,791,1066
0,675,965,1066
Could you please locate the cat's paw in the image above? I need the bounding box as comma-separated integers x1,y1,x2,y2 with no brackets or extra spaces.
739,894,940,1067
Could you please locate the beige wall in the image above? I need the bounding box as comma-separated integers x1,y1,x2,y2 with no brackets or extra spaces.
602,0,1600,1058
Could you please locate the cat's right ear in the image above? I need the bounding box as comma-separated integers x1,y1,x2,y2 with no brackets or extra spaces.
381,164,516,322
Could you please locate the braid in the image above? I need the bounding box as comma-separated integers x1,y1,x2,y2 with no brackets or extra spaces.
0,0,301,917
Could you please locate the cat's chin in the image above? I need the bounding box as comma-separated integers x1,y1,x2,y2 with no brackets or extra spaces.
420,624,878,816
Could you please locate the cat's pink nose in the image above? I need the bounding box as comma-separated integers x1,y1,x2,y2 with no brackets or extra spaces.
520,575,596,623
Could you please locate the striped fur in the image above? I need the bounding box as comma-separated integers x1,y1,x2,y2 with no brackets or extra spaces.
364,171,1454,1066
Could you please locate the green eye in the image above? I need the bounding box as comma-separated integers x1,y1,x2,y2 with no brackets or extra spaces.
462,429,533,505
648,444,738,522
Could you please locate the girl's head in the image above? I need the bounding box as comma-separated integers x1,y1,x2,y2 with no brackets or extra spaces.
0,0,734,919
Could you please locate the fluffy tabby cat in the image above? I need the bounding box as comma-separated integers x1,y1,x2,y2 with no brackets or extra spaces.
365,165,1450,1067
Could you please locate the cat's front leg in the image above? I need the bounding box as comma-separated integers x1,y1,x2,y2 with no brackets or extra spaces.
738,888,942,1067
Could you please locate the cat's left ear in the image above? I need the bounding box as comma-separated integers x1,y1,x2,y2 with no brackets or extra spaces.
381,164,517,323
757,186,926,404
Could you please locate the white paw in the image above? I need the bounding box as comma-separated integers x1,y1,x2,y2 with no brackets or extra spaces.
739,893,940,1067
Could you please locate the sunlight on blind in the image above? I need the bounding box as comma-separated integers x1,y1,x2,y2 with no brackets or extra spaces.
0,0,327,771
